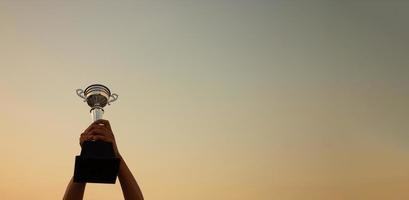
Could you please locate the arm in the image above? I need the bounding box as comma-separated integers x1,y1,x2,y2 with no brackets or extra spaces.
63,126,92,200
63,122,95,200
118,155,144,200
63,178,86,200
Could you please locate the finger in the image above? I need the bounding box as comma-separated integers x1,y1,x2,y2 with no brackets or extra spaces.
80,132,87,140
93,119,112,130
85,123,111,134
87,125,110,134
84,122,97,133
87,129,107,137
83,119,110,133
87,129,114,138
79,133,89,145
90,135,113,143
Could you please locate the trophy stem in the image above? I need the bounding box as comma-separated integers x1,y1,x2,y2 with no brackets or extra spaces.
91,107,104,122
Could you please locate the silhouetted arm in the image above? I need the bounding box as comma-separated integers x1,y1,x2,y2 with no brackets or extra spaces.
118,155,144,200
63,177,86,200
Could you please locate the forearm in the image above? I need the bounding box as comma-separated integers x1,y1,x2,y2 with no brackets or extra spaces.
63,177,86,200
118,155,144,200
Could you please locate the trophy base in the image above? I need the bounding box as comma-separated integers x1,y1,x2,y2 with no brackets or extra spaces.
73,141,120,184
74,156,120,183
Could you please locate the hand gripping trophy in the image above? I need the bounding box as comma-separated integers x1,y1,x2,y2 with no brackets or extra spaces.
74,84,120,183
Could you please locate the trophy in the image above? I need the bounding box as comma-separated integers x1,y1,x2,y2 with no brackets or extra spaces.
74,84,120,184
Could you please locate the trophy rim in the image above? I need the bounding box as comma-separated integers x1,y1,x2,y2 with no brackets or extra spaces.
84,84,111,96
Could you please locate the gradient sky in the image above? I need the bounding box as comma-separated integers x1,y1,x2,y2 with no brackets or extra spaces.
0,1,408,199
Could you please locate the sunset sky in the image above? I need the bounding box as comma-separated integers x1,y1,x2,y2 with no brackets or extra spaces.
0,1,408,199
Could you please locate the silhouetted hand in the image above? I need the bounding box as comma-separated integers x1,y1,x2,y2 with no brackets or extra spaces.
79,119,120,157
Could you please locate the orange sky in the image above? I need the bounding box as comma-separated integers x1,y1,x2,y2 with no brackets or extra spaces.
0,1,409,199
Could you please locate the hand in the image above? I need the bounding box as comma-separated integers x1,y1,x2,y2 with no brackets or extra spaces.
79,119,120,157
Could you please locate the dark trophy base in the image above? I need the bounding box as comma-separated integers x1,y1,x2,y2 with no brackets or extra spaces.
73,141,120,184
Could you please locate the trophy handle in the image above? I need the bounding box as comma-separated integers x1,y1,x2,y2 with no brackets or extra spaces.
108,93,118,105
76,89,87,101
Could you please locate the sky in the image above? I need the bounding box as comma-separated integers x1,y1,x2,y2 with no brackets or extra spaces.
0,0,408,199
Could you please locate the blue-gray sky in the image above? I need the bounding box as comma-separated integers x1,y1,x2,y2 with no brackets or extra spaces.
0,1,408,199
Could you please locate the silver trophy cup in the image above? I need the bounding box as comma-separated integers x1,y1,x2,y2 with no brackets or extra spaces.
73,84,120,184
76,84,118,121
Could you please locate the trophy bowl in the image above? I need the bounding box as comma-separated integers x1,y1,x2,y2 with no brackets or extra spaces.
76,84,118,122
